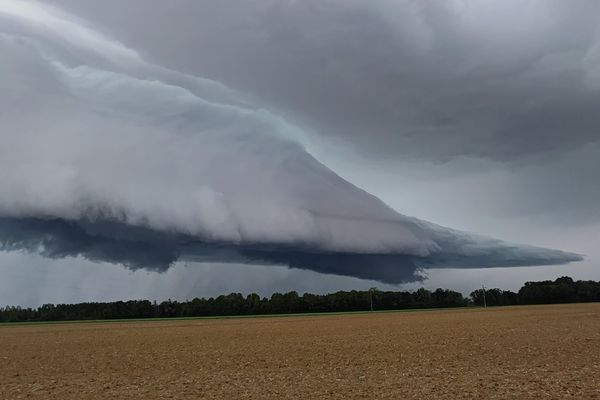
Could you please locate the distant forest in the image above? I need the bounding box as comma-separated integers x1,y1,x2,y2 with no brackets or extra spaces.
1,276,599,323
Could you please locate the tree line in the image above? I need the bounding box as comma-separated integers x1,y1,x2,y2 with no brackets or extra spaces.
470,276,600,306
1,276,599,322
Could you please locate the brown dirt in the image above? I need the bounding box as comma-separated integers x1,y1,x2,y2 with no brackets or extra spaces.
1,303,600,399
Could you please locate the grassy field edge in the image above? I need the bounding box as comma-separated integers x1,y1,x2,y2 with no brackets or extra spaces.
2,302,594,327
0,306,479,327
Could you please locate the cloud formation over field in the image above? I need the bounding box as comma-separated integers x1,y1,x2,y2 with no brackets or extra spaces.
49,0,600,160
0,1,582,283
48,0,600,226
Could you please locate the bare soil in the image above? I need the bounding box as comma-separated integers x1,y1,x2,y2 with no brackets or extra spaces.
1,303,599,399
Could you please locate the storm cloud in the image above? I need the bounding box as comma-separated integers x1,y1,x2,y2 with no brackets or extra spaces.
0,1,584,284
44,0,600,225
47,0,600,161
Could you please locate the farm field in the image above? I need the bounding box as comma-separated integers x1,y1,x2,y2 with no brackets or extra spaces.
1,304,600,399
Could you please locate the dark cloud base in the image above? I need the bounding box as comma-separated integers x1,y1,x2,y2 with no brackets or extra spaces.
0,217,582,284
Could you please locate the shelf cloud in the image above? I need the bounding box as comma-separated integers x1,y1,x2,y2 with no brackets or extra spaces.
0,1,582,283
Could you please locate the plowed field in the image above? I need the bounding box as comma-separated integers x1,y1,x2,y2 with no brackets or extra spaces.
2,303,599,399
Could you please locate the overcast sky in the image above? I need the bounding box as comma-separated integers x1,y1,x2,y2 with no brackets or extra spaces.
0,0,598,307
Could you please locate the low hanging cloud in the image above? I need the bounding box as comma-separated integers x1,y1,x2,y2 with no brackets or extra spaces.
0,1,582,283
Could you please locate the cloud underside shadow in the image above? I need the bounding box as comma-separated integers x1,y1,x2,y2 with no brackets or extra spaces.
0,217,582,284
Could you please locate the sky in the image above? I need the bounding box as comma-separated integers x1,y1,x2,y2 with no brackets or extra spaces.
0,0,598,307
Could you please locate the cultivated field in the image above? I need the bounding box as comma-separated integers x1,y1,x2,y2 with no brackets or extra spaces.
1,304,599,399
